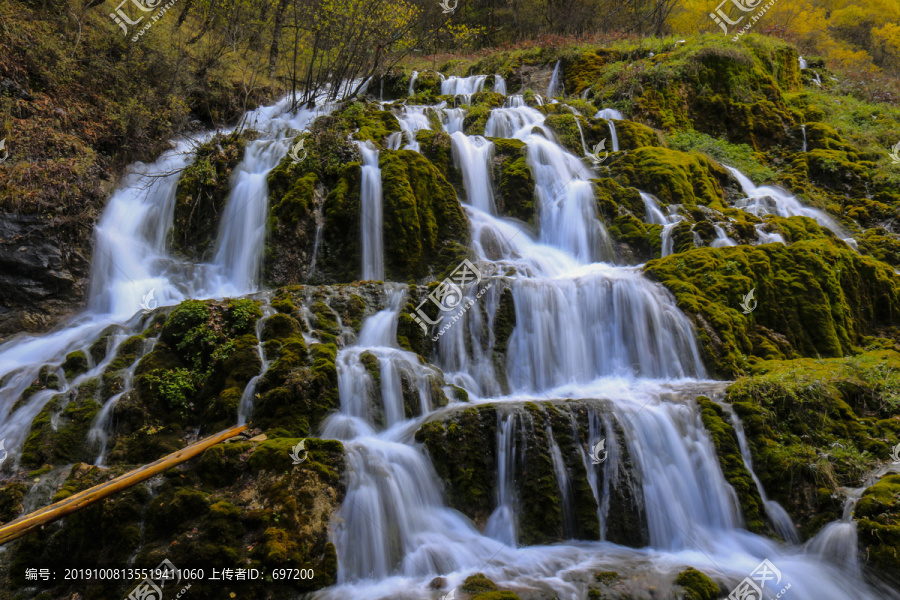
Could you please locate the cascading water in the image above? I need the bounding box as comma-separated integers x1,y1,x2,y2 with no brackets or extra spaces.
801,123,807,152
594,108,622,152
0,95,330,467
386,105,432,151
724,165,856,247
640,192,684,257
450,132,496,214
546,61,562,99
1,71,896,600
493,74,507,95
442,75,488,103
317,87,896,600
358,141,385,281
408,70,419,96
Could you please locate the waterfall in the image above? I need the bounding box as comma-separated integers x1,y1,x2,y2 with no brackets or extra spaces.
483,412,519,545
711,224,737,247
493,74,507,95
2,77,897,600
237,304,276,425
442,75,487,103
594,108,622,152
720,402,800,543
357,141,385,281
799,56,808,70
546,60,561,98
440,106,466,134
724,165,854,245
408,70,418,96
801,123,807,152
450,132,496,214
485,105,614,263
640,192,684,257
211,138,289,295
390,105,432,151
0,95,329,467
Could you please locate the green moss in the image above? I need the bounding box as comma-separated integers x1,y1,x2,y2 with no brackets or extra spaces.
20,379,101,467
675,567,720,600
666,129,776,185
462,573,499,593
265,166,318,286
594,571,618,584
854,474,900,573
379,149,469,281
727,350,900,539
610,147,730,209
62,350,88,380
173,131,248,260
645,240,900,377
0,482,27,523
491,137,536,223
472,593,520,600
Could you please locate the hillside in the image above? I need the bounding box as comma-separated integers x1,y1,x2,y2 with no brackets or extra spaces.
1,17,900,600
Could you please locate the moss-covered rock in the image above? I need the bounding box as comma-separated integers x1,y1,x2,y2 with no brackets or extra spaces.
646,240,900,377
379,149,469,281
415,400,647,547
675,567,720,600
855,473,900,574
6,435,345,598
172,131,249,260
62,350,89,380
491,137,536,223
20,379,101,468
610,147,731,209
727,350,900,539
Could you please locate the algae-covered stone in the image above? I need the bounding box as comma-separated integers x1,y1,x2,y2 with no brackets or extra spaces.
854,473,900,573
646,240,900,377
727,350,900,539
172,131,249,260
610,147,730,209
491,138,536,224
379,149,469,281
675,567,720,600
62,350,88,380
20,379,101,468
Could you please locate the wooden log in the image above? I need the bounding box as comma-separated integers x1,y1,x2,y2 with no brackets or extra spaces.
0,424,249,546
